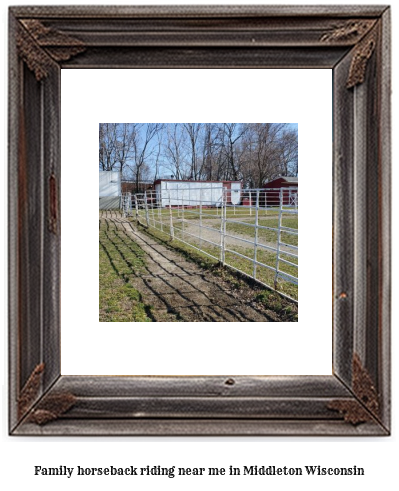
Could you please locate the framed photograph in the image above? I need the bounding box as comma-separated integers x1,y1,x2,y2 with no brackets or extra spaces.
9,5,391,435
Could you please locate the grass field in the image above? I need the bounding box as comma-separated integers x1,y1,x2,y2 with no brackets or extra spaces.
225,216,298,246
99,220,152,322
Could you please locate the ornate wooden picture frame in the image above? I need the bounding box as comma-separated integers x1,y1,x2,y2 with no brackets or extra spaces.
9,5,391,436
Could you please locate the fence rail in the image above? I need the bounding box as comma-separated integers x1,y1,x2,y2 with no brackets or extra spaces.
127,186,298,301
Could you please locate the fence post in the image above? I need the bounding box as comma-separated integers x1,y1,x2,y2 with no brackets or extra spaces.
253,189,260,280
181,193,185,240
150,190,155,228
220,188,226,265
274,188,283,289
156,190,162,232
124,192,132,217
169,192,174,240
121,193,126,217
199,186,203,250
144,191,149,227
134,194,139,221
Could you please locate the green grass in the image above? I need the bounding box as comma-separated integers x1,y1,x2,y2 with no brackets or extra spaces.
254,290,298,321
139,205,282,222
221,245,298,300
99,221,152,322
225,216,298,246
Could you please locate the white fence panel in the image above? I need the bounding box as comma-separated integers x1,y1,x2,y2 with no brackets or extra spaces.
134,186,298,301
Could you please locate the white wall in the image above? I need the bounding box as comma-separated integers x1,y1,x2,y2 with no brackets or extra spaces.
161,181,225,207
99,171,121,197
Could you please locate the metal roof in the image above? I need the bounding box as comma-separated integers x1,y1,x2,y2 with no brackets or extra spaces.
265,176,298,184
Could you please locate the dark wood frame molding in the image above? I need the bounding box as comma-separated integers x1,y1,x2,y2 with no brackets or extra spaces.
8,5,391,436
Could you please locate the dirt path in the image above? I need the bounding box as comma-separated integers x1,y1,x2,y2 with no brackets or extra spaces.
100,213,277,322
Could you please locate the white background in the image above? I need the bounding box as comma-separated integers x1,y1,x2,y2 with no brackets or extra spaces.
1,1,397,491
61,68,332,376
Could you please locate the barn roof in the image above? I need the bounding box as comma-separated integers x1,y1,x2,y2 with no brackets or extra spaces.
265,176,298,184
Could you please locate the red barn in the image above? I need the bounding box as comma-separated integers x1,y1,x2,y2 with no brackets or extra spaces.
263,176,298,206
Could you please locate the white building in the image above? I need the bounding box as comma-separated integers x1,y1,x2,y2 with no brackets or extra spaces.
154,179,242,207
99,171,121,209
99,170,121,197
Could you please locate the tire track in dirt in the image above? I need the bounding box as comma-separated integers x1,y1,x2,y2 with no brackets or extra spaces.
100,213,275,322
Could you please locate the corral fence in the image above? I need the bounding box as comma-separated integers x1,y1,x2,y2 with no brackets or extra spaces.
125,186,298,301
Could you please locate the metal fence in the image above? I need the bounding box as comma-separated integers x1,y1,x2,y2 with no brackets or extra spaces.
127,187,298,301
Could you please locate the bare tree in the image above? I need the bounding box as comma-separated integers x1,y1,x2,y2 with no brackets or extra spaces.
278,127,298,176
129,123,164,192
163,123,188,179
220,123,247,181
152,131,164,181
114,123,137,176
241,123,300,186
99,122,298,189
183,123,203,179
199,123,223,180
99,123,137,177
99,123,118,171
